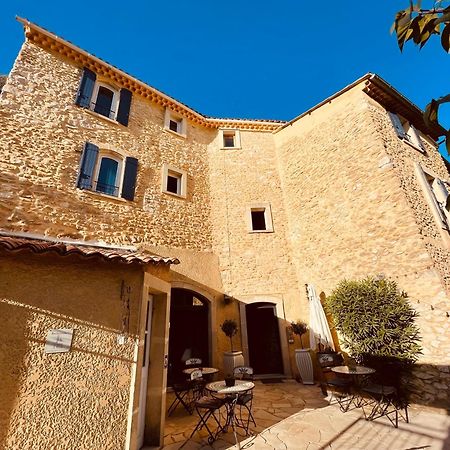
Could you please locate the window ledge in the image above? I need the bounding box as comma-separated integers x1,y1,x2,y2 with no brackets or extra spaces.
221,146,241,150
162,189,186,199
248,229,274,234
80,188,128,203
402,138,426,154
163,127,186,139
83,107,122,127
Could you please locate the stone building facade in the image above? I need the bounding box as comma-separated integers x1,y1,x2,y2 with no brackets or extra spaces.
0,16,449,450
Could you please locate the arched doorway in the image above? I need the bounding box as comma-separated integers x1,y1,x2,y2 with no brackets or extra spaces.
245,302,283,375
168,288,210,385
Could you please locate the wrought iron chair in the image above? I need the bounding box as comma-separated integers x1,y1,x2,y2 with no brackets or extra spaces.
168,359,204,416
316,352,353,412
360,361,409,428
232,366,256,433
186,394,225,445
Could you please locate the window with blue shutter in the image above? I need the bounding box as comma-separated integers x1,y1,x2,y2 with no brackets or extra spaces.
75,68,96,108
121,157,138,201
77,142,99,190
77,143,138,201
75,69,132,126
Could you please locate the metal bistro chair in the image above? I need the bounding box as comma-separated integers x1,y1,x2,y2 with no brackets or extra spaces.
317,352,353,412
187,393,226,445
233,366,256,434
168,358,204,416
361,362,409,428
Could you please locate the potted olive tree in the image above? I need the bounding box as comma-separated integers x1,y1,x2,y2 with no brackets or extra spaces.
221,319,244,381
291,320,314,385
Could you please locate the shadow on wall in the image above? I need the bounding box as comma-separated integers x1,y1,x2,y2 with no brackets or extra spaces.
0,251,141,449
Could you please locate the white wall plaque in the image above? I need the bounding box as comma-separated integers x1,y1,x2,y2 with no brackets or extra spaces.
44,329,74,354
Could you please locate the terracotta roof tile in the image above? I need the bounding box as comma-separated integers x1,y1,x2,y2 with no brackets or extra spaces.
0,234,179,266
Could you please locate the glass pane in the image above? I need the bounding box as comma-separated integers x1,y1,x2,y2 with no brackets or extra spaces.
94,86,114,118
251,210,266,230
223,134,235,147
167,174,180,194
169,120,179,133
97,157,119,196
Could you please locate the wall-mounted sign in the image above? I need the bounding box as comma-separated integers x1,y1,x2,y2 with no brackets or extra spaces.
44,329,74,354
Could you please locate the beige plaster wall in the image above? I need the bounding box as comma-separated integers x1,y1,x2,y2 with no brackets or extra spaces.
274,84,450,405
0,41,214,250
0,251,148,450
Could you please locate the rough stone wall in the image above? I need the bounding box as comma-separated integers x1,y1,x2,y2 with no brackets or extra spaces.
368,99,450,406
274,85,450,406
208,130,301,317
0,41,214,250
0,251,148,450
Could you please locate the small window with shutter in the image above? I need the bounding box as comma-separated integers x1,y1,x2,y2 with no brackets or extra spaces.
77,142,138,201
75,68,132,126
415,163,450,233
388,112,426,153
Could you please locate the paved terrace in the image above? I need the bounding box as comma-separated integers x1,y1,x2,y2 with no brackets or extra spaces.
161,380,450,450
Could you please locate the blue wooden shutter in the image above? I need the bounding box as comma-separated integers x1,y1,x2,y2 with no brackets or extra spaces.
121,157,138,200
388,112,406,138
77,142,99,190
75,68,96,108
117,88,132,126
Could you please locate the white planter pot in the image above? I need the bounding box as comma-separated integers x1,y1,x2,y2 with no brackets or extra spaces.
223,351,244,376
295,348,314,385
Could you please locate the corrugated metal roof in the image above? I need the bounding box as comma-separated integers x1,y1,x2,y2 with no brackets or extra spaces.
0,234,179,266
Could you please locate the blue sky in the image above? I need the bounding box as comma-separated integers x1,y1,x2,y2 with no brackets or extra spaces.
2,1,450,139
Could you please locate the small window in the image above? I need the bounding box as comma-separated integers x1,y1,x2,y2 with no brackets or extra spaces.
388,112,425,153
161,164,187,198
91,82,120,120
220,129,241,149
415,163,450,234
246,203,274,233
164,108,186,137
166,171,182,195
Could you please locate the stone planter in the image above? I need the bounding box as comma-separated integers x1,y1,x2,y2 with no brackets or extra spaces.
223,351,244,376
295,348,314,385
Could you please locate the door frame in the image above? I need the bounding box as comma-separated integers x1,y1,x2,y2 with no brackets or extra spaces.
126,272,171,450
137,294,153,448
239,296,291,377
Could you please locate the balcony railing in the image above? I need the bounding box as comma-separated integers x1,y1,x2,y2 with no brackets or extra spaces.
94,180,119,197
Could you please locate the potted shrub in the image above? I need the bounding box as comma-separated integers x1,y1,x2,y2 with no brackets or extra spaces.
291,320,314,385
221,319,244,380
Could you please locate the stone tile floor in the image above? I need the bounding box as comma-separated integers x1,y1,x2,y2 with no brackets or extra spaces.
161,380,450,450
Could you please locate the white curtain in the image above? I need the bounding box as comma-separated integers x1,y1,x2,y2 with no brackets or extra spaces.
307,284,335,351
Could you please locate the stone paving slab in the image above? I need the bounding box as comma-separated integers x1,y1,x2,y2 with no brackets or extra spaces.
161,380,450,450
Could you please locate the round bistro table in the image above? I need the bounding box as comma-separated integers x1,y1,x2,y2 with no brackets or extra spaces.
182,367,219,376
331,365,375,410
206,380,255,449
